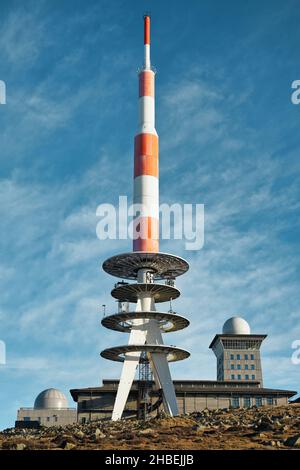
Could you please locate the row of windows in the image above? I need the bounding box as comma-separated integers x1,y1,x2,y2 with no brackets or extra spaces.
231,396,274,408
231,374,256,380
223,340,261,349
230,364,255,370
230,354,255,360
23,416,58,422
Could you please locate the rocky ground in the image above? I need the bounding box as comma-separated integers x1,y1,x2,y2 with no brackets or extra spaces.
1,404,300,450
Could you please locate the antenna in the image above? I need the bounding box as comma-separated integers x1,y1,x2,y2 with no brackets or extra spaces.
100,16,190,422
143,14,151,69
102,304,106,317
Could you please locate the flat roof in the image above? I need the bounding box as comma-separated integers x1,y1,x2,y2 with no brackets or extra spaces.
70,380,296,402
209,334,267,349
102,379,261,385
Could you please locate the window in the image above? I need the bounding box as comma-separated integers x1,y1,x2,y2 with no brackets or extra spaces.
231,397,240,408
245,364,249,370
251,364,255,370
81,400,87,410
237,354,241,360
223,339,261,349
54,416,58,422
81,417,86,424
245,374,249,380
267,397,274,405
23,417,31,422
250,354,254,360
244,354,248,360
256,397,262,407
251,375,255,380
47,417,50,422
243,397,251,408
230,354,234,360
237,364,241,370
237,374,241,380
231,364,234,370
231,374,235,380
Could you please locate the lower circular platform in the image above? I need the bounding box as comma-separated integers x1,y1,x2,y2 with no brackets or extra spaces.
111,283,180,303
103,252,189,280
100,344,190,363
101,311,189,333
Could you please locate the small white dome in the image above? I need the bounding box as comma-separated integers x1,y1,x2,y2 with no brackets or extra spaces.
34,388,69,409
222,316,251,335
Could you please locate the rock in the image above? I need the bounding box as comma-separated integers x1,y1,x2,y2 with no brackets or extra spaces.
222,424,232,431
284,434,300,447
192,424,205,431
95,428,106,439
16,443,27,451
122,432,135,440
75,431,85,439
63,442,76,450
61,441,76,450
58,439,76,450
139,428,155,436
257,421,274,431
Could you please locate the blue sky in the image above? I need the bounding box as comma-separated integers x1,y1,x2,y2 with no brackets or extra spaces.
0,0,300,430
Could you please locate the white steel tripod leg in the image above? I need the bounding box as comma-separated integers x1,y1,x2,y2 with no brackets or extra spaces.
146,320,179,416
111,292,152,421
112,322,146,421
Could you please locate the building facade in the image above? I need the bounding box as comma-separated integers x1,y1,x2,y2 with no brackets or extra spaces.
209,317,266,384
16,388,76,428
70,379,295,423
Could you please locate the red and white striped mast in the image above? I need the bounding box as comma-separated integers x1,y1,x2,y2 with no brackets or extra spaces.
133,15,159,253
101,16,190,421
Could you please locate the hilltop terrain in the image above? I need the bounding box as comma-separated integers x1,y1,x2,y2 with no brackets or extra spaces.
1,404,300,450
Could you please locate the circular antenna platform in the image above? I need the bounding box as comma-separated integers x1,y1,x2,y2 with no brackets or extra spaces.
102,252,189,280
100,344,190,363
111,282,180,303
101,311,189,333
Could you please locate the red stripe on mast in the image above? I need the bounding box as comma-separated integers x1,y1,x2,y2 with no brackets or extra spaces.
144,15,150,45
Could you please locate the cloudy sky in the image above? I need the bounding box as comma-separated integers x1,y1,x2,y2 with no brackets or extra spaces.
0,0,299,430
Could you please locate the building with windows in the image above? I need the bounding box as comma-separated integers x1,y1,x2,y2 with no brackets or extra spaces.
209,316,266,384
16,388,76,428
70,317,296,421
70,379,295,422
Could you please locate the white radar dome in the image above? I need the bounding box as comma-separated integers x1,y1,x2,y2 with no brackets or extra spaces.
222,316,251,335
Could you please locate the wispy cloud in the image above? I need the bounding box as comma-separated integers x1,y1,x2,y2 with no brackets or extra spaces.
0,6,46,67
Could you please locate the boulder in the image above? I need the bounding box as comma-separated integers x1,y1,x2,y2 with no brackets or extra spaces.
16,443,27,451
284,434,300,447
95,428,106,440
